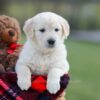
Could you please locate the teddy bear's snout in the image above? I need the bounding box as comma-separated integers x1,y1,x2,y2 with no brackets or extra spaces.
8,30,15,36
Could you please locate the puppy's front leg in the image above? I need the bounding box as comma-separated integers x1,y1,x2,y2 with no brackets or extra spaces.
47,68,65,94
15,63,31,91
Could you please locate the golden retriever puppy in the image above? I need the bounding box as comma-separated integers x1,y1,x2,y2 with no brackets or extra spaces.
15,12,70,95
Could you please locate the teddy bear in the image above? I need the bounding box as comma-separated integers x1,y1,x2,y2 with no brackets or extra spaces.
0,15,22,72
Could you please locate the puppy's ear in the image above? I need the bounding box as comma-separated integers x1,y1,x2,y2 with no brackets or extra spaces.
60,18,70,39
23,18,34,39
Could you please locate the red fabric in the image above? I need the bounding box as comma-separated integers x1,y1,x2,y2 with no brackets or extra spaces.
31,76,46,92
7,43,22,54
0,86,5,95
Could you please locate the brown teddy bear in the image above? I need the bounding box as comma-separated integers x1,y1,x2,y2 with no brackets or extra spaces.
0,15,22,72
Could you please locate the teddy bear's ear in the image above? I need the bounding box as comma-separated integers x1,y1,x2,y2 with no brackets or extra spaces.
60,17,70,39
23,18,34,39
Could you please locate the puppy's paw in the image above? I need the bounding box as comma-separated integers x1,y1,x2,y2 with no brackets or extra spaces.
17,78,31,91
47,79,60,94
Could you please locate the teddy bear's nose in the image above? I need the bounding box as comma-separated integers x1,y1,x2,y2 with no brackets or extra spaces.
8,30,15,36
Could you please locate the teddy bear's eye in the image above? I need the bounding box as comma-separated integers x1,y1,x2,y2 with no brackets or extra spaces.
55,28,59,32
39,28,45,33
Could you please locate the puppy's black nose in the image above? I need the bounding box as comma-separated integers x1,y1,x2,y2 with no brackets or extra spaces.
47,39,55,46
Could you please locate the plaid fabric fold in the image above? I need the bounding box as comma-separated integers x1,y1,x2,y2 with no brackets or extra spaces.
0,79,22,100
0,73,70,100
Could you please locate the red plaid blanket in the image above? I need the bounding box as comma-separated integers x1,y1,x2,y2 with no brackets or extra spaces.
0,73,69,100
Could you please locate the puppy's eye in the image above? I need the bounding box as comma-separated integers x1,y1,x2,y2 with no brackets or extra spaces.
39,28,45,33
55,28,59,32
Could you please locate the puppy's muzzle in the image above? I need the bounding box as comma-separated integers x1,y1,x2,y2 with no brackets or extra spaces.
47,38,55,48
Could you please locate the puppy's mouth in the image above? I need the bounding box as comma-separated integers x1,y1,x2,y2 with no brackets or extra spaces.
47,44,55,48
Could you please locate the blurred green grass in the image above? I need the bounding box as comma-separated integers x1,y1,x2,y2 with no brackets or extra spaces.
66,40,100,100
20,36,100,100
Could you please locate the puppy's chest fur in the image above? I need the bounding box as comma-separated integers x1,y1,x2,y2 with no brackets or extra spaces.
29,51,57,75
